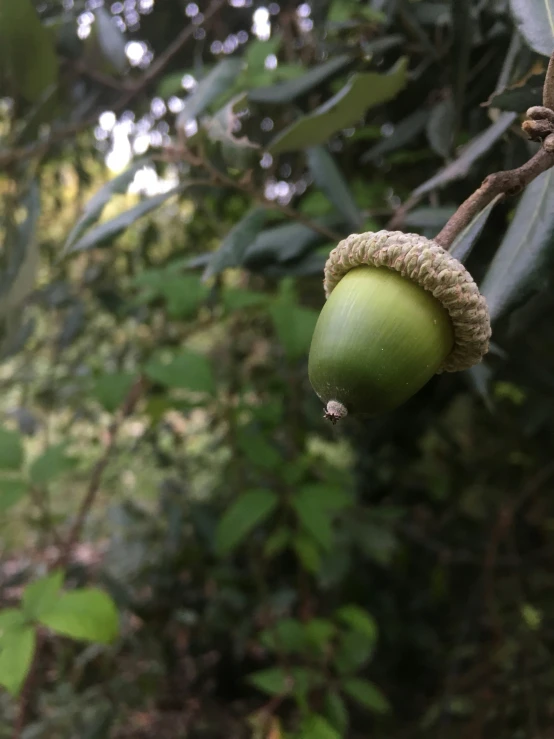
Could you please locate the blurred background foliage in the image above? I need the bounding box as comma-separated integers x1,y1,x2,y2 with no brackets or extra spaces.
2,0,554,737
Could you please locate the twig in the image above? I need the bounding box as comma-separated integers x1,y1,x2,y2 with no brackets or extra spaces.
434,51,554,249
0,0,225,169
12,376,147,739
55,375,147,568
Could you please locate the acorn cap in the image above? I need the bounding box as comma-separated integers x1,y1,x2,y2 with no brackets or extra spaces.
324,230,491,372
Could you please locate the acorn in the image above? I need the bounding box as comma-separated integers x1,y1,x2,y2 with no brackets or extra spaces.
308,230,491,422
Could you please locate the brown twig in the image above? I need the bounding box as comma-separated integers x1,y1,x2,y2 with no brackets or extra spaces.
0,0,225,169
433,51,554,249
12,375,147,739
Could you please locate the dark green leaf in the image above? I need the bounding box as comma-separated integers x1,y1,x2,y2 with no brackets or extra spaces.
403,206,457,230
65,185,184,254
203,208,267,279
0,180,41,326
361,108,430,162
248,666,290,696
248,54,352,104
145,349,215,394
94,7,127,74
449,194,503,264
426,98,455,158
0,478,27,510
30,444,77,485
342,678,391,714
480,169,554,321
215,489,278,555
292,490,334,550
413,112,517,197
0,428,24,470
307,147,361,229
177,59,242,127
243,217,340,266
237,428,281,470
485,71,544,112
64,159,151,253
298,484,354,512
325,690,350,735
293,534,321,573
336,605,378,641
335,630,375,673
22,571,63,620
245,36,282,72
268,58,408,154
37,588,119,643
264,527,291,558
261,618,306,654
92,373,135,413
298,714,341,739
508,0,554,56
0,626,36,696
0,0,58,101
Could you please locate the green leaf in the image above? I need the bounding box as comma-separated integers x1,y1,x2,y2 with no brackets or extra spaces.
292,490,334,550
0,609,26,637
145,349,215,394
0,428,24,470
92,372,135,413
262,618,306,654
22,571,63,620
269,290,319,361
37,588,119,643
293,534,321,573
65,185,185,254
237,428,281,470
215,489,279,555
426,98,455,159
64,160,150,252
244,218,340,267
304,618,336,651
0,626,36,696
342,678,390,714
264,526,291,558
335,630,375,673
402,206,457,230
336,605,378,641
245,36,282,72
248,667,290,696
480,168,554,321
485,70,544,113
222,288,268,311
307,147,361,230
361,108,430,162
30,444,77,485
298,714,341,739
177,59,243,126
449,194,503,264
0,181,41,329
269,58,408,153
325,690,350,735
413,112,517,197
508,0,554,56
203,208,267,279
249,54,352,104
0,478,28,511
93,7,127,74
298,484,354,512
0,0,58,102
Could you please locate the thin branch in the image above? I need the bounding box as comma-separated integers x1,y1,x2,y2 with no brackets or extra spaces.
434,145,554,248
0,0,225,169
12,375,147,739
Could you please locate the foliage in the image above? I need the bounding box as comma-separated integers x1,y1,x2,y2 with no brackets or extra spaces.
1,1,554,738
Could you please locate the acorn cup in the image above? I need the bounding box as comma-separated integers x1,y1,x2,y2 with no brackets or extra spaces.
308,230,492,423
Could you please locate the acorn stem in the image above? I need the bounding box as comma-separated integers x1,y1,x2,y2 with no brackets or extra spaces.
324,400,348,424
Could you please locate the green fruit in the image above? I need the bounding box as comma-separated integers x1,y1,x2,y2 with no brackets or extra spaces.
308,265,454,420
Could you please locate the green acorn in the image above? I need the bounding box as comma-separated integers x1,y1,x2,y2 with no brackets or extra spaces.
308,231,491,423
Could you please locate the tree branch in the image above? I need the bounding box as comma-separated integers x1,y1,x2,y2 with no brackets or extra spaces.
434,51,554,249
0,0,225,169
